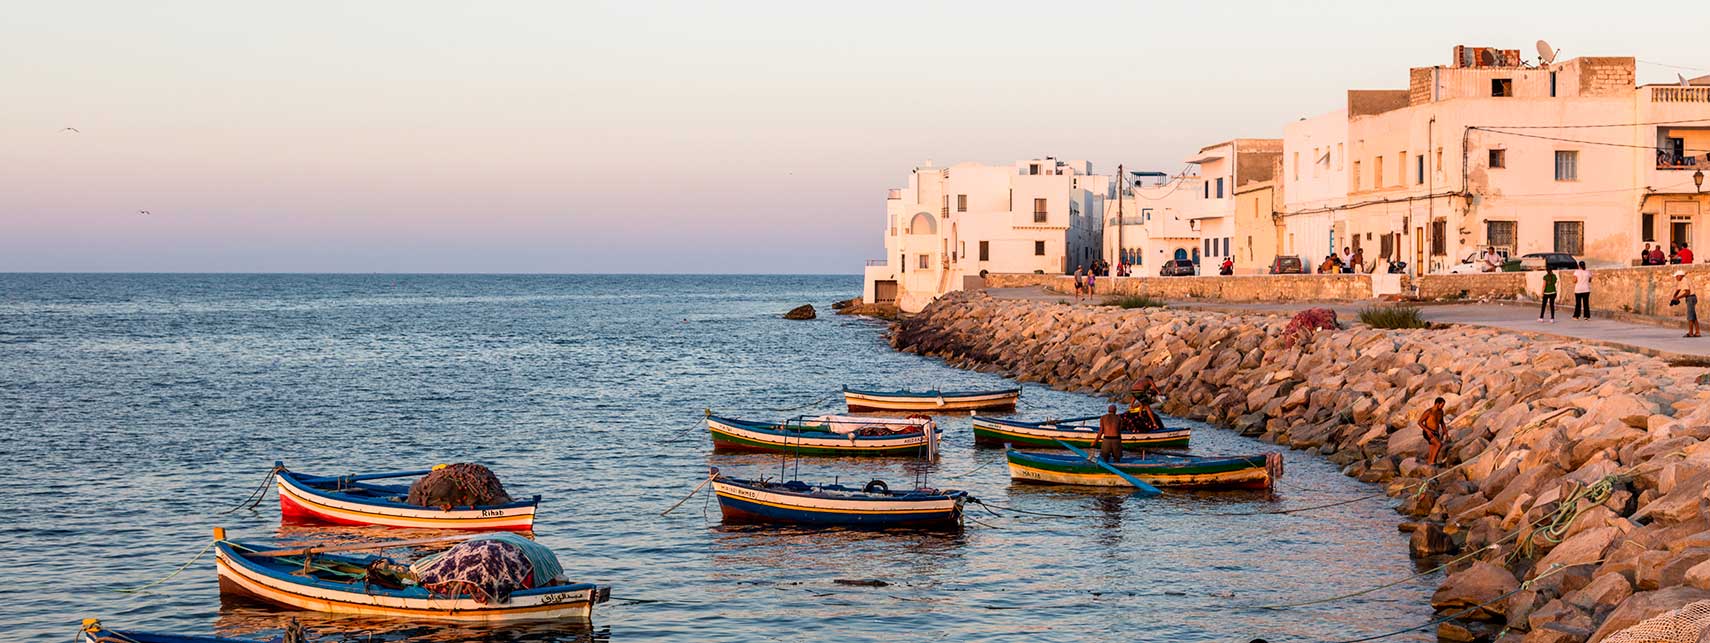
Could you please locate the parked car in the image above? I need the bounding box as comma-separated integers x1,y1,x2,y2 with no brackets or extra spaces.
1160,259,1197,277
1268,256,1305,274
1515,252,1578,271
1441,249,1510,274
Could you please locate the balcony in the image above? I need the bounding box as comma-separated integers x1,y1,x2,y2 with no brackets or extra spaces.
1656,126,1710,170
1652,87,1710,103
865,259,888,267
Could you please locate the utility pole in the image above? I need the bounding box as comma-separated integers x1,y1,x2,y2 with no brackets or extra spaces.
1117,164,1125,276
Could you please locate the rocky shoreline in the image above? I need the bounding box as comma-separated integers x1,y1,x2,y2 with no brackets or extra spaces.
891,291,1710,643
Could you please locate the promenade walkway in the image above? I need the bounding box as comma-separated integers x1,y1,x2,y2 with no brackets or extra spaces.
984,286,1710,363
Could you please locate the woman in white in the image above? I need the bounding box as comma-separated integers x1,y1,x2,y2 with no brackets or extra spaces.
1571,262,1592,320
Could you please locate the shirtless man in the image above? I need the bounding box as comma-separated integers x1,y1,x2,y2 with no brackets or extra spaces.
1126,376,1164,432
1097,404,1123,462
1416,397,1448,465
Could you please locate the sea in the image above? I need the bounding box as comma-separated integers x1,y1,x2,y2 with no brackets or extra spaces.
0,274,1436,642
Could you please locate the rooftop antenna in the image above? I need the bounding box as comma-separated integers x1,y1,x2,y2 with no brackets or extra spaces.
1536,40,1558,66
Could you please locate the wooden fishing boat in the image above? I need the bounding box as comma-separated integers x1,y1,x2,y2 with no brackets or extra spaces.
275,462,538,531
212,528,610,622
80,619,266,643
1005,449,1282,490
706,414,939,456
842,386,1021,412
972,415,1191,449
710,467,965,528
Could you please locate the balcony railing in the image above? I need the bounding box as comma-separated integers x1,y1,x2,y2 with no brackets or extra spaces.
865,259,888,267
1657,151,1708,170
1653,87,1710,103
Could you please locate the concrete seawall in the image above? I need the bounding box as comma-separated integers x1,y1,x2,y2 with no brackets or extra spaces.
893,291,1710,642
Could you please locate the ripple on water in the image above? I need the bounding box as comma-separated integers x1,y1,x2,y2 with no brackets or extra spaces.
0,274,1435,642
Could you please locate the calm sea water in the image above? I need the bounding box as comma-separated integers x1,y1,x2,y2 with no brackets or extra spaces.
0,274,1434,642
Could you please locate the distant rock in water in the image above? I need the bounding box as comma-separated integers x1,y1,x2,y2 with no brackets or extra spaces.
783,304,817,320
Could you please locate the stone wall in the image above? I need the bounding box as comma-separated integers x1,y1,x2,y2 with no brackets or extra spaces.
983,273,1375,302
1414,272,1528,300
1587,264,1710,320
893,292,1710,641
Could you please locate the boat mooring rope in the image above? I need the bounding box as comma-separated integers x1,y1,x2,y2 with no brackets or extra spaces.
661,472,717,517
768,393,839,414
1319,561,1583,643
113,539,216,594
967,497,1085,519
223,465,282,514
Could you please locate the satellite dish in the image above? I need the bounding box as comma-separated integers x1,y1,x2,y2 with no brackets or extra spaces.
1480,49,1501,67
1536,40,1557,66
1682,73,1693,88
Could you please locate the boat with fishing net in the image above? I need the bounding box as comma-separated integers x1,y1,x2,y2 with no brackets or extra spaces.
841,385,1020,412
1005,449,1282,490
79,618,281,643
275,462,538,531
706,413,940,456
212,528,610,622
972,415,1191,449
710,467,965,527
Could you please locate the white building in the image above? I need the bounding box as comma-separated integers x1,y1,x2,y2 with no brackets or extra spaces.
1285,46,1710,273
1104,171,1207,274
1186,139,1283,272
862,159,1108,312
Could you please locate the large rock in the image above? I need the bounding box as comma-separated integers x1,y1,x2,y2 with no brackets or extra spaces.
1536,527,1621,578
783,304,817,320
1433,561,1520,620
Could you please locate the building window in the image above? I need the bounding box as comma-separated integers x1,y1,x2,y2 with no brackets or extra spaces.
979,240,990,261
1033,198,1048,223
1643,214,1657,243
918,254,930,269
1416,154,1425,185
1397,152,1406,186
1549,71,1557,97
956,194,967,212
1555,151,1579,181
1293,152,1300,181
1374,157,1384,189
1435,147,1443,172
1224,237,1232,257
1492,78,1513,97
1487,220,1516,249
1430,220,1447,255
1352,161,1362,190
1555,221,1584,255
1204,181,1210,199
1489,149,1506,168
1215,177,1224,198
1034,241,1045,256
1029,164,1040,176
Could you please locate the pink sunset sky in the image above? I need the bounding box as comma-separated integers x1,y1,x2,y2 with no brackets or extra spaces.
5,1,1707,273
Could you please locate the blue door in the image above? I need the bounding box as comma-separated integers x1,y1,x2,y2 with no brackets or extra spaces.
1174,248,1188,261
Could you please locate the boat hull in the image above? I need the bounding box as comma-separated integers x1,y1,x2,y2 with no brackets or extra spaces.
214,540,604,622
82,627,255,643
276,469,536,531
711,479,963,528
1005,450,1280,490
842,387,1021,413
971,416,1190,449
706,416,937,456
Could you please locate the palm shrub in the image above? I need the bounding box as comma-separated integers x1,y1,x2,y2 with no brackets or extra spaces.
1102,294,1165,309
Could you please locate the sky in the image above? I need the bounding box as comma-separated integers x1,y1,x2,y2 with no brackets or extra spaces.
5,1,1710,273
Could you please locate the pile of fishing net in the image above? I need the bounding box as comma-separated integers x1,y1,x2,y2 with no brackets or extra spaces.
406,463,513,508
1600,600,1710,643
408,533,564,604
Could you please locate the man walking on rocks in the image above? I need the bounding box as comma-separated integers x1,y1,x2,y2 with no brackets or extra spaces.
1417,397,1448,466
1098,404,1123,462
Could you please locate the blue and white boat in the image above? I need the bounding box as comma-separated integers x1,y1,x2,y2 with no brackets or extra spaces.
710,467,965,528
842,386,1020,413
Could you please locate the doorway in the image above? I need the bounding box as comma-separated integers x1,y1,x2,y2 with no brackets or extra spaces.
1415,227,1425,275
1672,217,1693,252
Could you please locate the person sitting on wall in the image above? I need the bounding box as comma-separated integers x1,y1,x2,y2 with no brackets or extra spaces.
1651,244,1668,266
1481,246,1502,273
1218,257,1234,276
1683,243,1695,265
1642,243,1656,266
1319,255,1339,274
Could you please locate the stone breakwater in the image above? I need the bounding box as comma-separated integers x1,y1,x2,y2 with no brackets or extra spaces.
893,291,1710,643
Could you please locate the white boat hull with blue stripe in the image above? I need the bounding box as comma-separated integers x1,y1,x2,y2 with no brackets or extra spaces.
842,386,1020,413
711,469,964,528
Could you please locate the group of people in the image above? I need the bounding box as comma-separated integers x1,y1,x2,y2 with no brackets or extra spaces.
1317,246,1367,274
1071,265,1099,301
1536,262,1594,322
1640,242,1694,266
1095,376,1166,462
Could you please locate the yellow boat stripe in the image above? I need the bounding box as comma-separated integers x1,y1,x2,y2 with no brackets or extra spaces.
713,490,952,515
706,426,922,451
216,557,587,619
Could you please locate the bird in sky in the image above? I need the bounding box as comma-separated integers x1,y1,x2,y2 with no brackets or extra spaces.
61,127,80,133
138,209,150,215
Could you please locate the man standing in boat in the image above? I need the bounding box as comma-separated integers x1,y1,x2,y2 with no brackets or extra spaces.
1125,376,1164,433
1097,404,1123,462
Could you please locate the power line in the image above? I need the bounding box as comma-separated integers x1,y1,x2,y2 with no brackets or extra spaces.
1639,59,1710,73
1478,117,1710,130
1472,126,1710,156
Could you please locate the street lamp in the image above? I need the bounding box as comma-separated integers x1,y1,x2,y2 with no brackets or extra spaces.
1696,168,1705,193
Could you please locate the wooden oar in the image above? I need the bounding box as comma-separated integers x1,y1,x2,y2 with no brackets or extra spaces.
1053,439,1161,496
242,533,484,558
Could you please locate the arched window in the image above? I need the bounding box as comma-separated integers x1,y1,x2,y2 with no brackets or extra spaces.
1174,248,1188,261
908,212,937,235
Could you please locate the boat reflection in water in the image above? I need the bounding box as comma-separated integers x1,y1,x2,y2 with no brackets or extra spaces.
215,605,609,643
